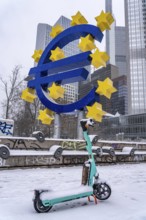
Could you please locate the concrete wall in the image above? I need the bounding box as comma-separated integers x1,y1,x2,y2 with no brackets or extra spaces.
0,137,146,168
1,154,146,169
0,136,85,150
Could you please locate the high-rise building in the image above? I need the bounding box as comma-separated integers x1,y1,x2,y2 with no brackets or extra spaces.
125,0,146,114
112,75,128,115
35,16,81,103
115,26,127,76
105,0,116,65
79,64,128,115
105,0,127,76
35,23,52,51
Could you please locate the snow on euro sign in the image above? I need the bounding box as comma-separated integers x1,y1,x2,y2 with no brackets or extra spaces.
0,118,14,136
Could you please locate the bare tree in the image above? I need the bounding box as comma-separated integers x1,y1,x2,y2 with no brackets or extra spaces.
0,65,54,137
0,65,23,119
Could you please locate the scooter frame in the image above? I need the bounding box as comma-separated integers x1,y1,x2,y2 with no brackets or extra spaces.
33,119,111,213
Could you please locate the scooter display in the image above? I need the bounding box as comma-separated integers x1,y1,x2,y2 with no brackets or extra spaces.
33,118,111,213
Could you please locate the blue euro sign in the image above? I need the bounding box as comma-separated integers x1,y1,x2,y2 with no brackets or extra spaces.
27,24,103,113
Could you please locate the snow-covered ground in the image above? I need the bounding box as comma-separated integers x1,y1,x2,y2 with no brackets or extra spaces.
0,164,146,220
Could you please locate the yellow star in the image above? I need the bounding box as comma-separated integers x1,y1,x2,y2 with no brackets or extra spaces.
49,47,65,61
86,102,106,122
38,108,54,125
90,48,109,68
44,108,54,117
95,10,114,32
96,77,117,99
21,88,36,103
50,24,64,38
48,83,65,100
32,49,43,63
71,11,88,26
78,34,96,52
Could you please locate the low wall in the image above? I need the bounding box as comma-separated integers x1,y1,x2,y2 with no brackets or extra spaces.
98,140,146,151
1,154,146,168
0,136,85,150
0,137,146,168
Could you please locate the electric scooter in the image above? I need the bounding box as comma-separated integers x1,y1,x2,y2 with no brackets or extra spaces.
33,118,111,213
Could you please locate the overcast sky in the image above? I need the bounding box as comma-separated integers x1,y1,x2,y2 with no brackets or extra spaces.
0,0,124,76
0,0,124,113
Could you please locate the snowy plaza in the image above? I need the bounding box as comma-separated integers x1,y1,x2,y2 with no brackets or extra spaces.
0,163,146,220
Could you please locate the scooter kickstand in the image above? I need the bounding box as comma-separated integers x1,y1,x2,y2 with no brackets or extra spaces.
92,195,98,204
88,195,98,204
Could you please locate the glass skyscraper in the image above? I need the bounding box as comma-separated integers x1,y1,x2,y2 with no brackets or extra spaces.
125,0,146,114
105,0,127,76
105,0,116,65
115,26,127,76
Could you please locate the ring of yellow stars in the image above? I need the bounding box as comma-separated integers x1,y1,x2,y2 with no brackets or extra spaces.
90,48,109,69
38,108,54,125
32,49,43,63
71,11,88,26
96,77,117,99
86,102,106,122
49,47,65,61
21,88,36,103
50,24,64,38
95,10,114,32
78,34,96,52
48,83,65,100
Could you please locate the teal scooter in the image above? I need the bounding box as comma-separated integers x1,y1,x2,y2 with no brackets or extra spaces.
33,118,111,213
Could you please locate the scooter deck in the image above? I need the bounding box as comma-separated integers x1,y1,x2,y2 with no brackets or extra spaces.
40,185,93,206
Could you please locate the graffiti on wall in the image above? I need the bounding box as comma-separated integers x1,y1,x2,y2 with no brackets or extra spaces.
61,140,85,150
25,156,61,166
0,119,14,136
0,156,61,167
62,156,88,165
0,137,85,151
6,139,42,150
0,154,146,168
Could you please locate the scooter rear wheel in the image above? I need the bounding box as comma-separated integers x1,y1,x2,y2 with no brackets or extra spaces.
33,198,52,213
93,183,111,200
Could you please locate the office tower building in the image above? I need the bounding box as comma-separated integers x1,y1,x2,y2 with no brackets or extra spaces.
125,0,146,114
35,23,52,51
112,75,128,115
35,16,81,103
79,64,128,115
105,0,127,76
115,26,127,75
105,0,116,65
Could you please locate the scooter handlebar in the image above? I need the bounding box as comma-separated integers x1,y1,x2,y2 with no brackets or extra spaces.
80,118,94,131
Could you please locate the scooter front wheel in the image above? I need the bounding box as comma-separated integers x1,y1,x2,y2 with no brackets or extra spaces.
93,182,111,200
33,198,52,213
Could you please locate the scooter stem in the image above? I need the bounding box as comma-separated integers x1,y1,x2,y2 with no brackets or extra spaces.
82,128,97,186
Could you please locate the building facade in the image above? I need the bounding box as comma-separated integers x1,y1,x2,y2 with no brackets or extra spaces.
105,0,127,76
112,75,128,115
35,23,52,51
99,113,146,140
115,26,127,76
125,0,146,114
105,0,116,65
79,64,128,115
